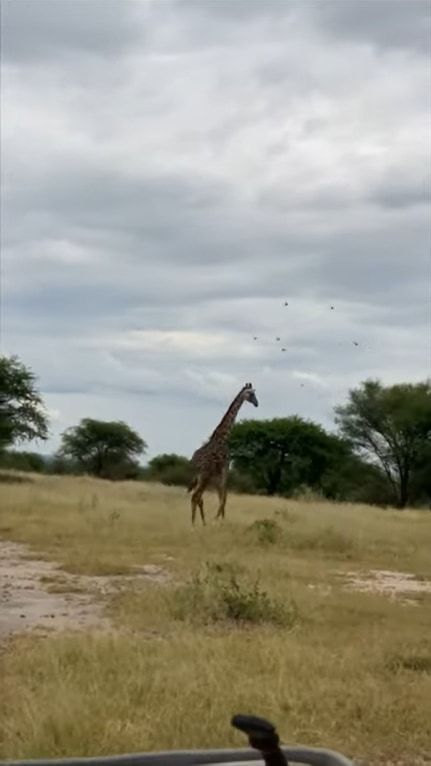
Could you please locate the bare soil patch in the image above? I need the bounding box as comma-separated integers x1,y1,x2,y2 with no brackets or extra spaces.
0,540,168,640
342,569,431,602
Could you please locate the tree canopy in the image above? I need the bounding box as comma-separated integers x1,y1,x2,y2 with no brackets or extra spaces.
3,352,428,508
230,416,351,496
59,418,146,480
0,355,48,451
144,453,193,486
335,379,431,508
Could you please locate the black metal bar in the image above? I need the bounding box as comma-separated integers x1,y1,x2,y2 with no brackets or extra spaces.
231,714,288,766
0,746,354,766
0,716,354,766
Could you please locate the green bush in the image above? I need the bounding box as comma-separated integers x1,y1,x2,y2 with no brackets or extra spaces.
227,469,259,494
0,450,45,473
170,561,297,628
0,471,34,484
44,454,81,475
143,454,194,487
386,653,431,674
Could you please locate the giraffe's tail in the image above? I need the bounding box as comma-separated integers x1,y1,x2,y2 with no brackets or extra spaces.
187,477,198,493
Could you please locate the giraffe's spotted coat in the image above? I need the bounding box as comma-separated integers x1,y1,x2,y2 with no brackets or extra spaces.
188,383,258,524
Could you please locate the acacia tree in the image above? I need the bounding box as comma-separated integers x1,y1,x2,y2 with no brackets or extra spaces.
0,355,48,451
335,380,431,508
59,418,146,479
145,453,193,487
230,416,349,496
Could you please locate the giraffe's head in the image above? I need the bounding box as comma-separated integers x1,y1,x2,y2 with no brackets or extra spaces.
242,382,259,407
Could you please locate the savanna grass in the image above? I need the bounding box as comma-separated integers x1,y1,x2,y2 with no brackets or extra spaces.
1,473,431,764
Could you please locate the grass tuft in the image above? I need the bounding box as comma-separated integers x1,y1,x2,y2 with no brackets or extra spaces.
247,518,284,545
171,561,297,628
386,652,431,674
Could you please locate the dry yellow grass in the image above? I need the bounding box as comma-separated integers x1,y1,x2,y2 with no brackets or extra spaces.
1,473,431,764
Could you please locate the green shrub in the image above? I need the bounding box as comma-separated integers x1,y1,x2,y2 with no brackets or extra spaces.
143,454,194,487
171,561,297,628
0,470,34,484
386,653,431,674
44,454,81,475
0,450,45,473
227,469,259,494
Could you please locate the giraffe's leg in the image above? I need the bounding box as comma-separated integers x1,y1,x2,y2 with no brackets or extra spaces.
198,495,205,525
191,492,198,525
215,467,228,520
191,479,206,525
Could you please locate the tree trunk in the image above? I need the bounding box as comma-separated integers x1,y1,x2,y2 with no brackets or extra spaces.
95,447,104,477
397,469,409,509
265,454,284,495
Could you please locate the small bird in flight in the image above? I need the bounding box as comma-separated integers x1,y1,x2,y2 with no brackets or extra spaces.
281,348,286,352
284,301,288,306
353,341,359,346
253,336,258,340
276,337,281,341
330,306,335,310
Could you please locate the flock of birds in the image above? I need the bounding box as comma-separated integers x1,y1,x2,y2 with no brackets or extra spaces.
252,301,361,349
250,301,363,390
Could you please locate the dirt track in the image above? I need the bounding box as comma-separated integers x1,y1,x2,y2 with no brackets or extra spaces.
1,539,429,641
0,540,167,639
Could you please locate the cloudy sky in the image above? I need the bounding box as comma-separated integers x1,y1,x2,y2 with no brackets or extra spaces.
1,0,430,460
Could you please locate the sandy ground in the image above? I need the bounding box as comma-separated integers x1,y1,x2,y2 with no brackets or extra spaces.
342,569,431,603
1,539,430,641
0,540,168,640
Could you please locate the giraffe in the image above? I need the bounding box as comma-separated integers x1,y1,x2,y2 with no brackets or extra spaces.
188,382,259,524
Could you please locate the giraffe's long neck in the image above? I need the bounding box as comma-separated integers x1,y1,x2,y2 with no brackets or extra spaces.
209,391,245,442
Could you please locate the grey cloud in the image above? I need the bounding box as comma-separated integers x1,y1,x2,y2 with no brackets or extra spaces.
369,171,429,209
259,173,429,212
1,0,142,63
174,0,299,42
12,331,240,411
3,203,427,343
40,389,224,458
309,0,430,54
307,214,429,303
2,0,429,458
3,165,237,259
144,0,296,52
150,0,430,55
4,164,227,217
3,135,427,349
176,0,291,23
42,380,161,399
